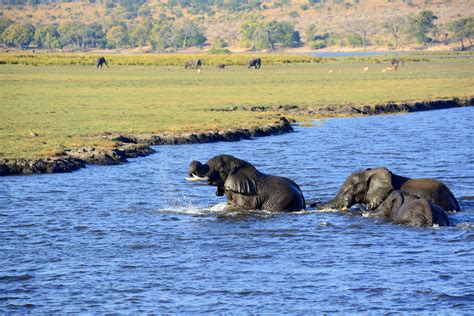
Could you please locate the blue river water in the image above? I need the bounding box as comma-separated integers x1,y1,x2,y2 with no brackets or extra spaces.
1,107,473,313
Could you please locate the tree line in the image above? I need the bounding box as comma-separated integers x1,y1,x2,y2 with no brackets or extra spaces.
305,11,473,50
0,15,302,51
0,10,472,51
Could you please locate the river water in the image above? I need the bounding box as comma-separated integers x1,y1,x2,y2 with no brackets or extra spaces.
1,107,473,313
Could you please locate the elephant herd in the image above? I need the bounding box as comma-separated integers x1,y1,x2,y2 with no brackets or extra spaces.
96,57,262,70
184,58,262,70
187,155,461,227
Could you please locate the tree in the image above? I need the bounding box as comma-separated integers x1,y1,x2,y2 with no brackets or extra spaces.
34,24,60,49
305,24,317,42
266,20,301,48
408,10,438,47
129,20,152,47
448,17,473,50
383,16,406,49
347,33,363,47
0,18,13,46
240,18,266,49
241,18,300,50
178,20,206,49
150,19,179,50
58,22,87,49
2,23,35,49
106,24,129,48
211,37,228,48
83,23,106,49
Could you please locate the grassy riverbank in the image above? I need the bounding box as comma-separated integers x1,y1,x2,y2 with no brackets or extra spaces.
1,53,473,160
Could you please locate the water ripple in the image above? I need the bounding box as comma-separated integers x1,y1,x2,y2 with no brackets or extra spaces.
0,108,473,313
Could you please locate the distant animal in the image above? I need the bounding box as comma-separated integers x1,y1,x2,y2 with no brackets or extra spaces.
29,129,39,137
391,57,403,69
184,60,195,69
96,56,109,68
217,63,226,69
197,68,201,73
363,67,369,72
185,59,202,69
328,69,334,73
248,58,261,69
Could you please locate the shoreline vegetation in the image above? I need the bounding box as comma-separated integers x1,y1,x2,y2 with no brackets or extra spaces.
1,52,473,176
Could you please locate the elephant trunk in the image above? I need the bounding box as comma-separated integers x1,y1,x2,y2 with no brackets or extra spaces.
316,194,350,211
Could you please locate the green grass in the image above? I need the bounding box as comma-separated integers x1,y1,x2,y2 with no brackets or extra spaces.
1,53,473,159
0,52,321,66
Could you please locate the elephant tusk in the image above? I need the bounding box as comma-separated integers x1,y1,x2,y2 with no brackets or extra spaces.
185,174,209,182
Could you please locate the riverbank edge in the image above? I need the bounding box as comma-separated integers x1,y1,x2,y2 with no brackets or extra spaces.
1,97,472,176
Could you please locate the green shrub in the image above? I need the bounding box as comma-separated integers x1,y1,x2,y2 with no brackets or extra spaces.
347,33,363,47
309,40,327,49
207,48,231,54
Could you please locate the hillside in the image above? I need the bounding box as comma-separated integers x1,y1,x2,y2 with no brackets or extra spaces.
1,0,473,51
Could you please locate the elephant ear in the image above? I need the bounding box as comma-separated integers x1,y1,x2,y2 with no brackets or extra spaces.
365,168,394,210
224,173,257,196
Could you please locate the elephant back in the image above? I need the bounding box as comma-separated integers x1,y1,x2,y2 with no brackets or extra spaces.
261,175,305,212
401,178,460,212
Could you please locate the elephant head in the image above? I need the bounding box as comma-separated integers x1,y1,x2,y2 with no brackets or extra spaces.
317,167,394,211
188,155,258,197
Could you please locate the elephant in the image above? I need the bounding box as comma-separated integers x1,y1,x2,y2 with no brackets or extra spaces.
391,57,403,69
184,60,195,69
365,190,450,227
96,57,109,68
216,63,226,69
196,59,202,69
316,167,460,212
185,59,202,69
186,154,305,212
248,58,261,69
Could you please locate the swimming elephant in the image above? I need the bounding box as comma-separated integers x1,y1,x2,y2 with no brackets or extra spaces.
96,56,108,68
316,167,460,212
248,58,261,69
366,190,450,227
186,155,305,212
